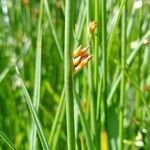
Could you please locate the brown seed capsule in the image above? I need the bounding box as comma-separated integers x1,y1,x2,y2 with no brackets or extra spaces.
73,56,82,67
88,21,97,36
74,55,93,72
22,0,29,6
144,85,150,92
73,45,93,73
73,46,89,58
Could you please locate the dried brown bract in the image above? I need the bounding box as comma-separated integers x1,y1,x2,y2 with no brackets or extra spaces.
73,45,92,73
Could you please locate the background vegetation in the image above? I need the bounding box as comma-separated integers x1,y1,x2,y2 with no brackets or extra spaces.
0,0,150,149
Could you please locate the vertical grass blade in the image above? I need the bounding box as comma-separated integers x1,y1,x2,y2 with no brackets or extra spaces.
94,0,100,90
0,130,16,150
30,0,43,149
44,0,63,60
94,0,100,149
74,90,94,150
107,0,127,61
102,0,108,131
0,67,10,83
86,0,97,140
48,88,65,147
119,2,126,149
64,0,75,149
15,67,49,150
107,30,150,106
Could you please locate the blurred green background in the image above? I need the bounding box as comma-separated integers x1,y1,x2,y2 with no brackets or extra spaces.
0,0,150,149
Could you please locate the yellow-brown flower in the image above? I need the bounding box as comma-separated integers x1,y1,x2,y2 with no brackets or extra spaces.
88,21,97,38
73,46,92,73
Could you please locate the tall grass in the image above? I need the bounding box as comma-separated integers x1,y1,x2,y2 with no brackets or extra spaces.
64,0,75,149
0,0,150,149
30,0,43,149
101,0,108,132
119,2,126,149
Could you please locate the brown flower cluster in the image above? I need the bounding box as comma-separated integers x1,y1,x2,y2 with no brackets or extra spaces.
73,45,92,73
88,21,97,38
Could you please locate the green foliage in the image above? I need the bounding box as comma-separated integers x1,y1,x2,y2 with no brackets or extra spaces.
0,0,150,149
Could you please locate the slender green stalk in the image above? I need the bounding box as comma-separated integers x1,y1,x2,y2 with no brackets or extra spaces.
102,0,108,131
114,61,150,115
48,88,65,147
74,90,94,150
87,0,96,138
107,0,127,62
94,0,100,91
74,1,86,48
94,0,100,149
0,67,10,83
126,3,136,39
107,30,150,106
15,67,49,150
119,2,126,149
0,130,16,150
51,101,65,150
64,0,75,149
30,0,43,149
135,5,143,119
44,0,63,60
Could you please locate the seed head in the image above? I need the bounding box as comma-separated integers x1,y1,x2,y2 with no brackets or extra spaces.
73,45,89,58
74,55,93,72
88,21,97,38
73,46,93,73
22,0,29,6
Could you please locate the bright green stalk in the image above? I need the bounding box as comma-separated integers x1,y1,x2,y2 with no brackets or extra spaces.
126,3,136,39
119,3,126,150
102,0,108,130
74,1,86,48
51,101,65,150
30,0,43,149
44,0,63,60
0,67,10,83
15,67,49,150
0,130,16,150
107,30,150,106
64,0,75,149
135,6,143,120
107,0,127,62
94,0,100,91
74,90,94,150
48,88,65,148
87,0,96,138
94,0,100,149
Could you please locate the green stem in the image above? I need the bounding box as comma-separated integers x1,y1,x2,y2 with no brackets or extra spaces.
0,130,16,150
64,0,75,149
107,30,150,106
87,0,96,140
74,89,94,150
16,67,49,150
30,0,43,149
94,0,100,149
44,0,63,60
102,0,108,131
107,0,127,62
48,88,65,148
135,5,142,120
119,2,126,150
94,0,100,92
